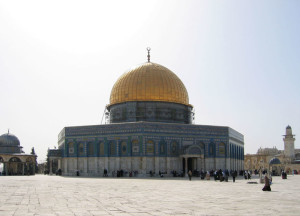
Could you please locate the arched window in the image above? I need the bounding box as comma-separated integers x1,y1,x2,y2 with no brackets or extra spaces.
132,140,139,154
209,143,215,156
98,141,104,156
78,143,85,156
88,142,94,156
120,141,127,155
0,157,4,163
197,141,205,155
170,141,178,155
68,142,74,154
159,140,166,155
9,157,22,162
219,143,225,156
146,140,154,154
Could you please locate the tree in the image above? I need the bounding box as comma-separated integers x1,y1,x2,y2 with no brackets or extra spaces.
31,147,35,155
31,147,38,173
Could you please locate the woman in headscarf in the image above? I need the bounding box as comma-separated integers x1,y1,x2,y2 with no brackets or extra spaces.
262,174,271,191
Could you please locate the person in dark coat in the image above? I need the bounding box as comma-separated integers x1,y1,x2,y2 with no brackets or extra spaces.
188,170,192,181
262,174,271,191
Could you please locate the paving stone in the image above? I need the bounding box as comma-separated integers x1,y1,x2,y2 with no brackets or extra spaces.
0,175,299,215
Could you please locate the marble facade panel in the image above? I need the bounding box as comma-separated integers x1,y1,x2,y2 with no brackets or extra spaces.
159,157,167,172
131,157,141,172
146,157,155,173
78,158,84,173
120,157,129,170
88,157,95,173
98,158,105,173
109,158,116,172
61,156,247,177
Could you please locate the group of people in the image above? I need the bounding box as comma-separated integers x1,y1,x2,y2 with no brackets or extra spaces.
281,170,288,179
171,170,184,177
262,170,293,191
186,169,238,182
103,169,139,177
149,170,167,177
244,170,252,180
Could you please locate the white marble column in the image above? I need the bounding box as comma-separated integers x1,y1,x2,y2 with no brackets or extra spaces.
166,157,171,175
83,158,87,175
64,159,68,175
142,157,147,174
58,159,61,169
116,157,120,170
49,159,53,175
155,157,159,175
128,157,132,171
22,163,24,175
94,157,98,175
75,158,78,173
104,157,109,172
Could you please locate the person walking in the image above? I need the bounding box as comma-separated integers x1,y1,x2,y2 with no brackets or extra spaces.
262,174,271,191
188,170,192,181
232,172,236,182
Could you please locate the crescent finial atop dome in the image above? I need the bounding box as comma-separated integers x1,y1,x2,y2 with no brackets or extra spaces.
147,47,151,62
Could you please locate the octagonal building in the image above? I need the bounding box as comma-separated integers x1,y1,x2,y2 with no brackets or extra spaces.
49,52,244,176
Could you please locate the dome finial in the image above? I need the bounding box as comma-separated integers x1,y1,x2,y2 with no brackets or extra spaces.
8,129,9,134
147,47,151,62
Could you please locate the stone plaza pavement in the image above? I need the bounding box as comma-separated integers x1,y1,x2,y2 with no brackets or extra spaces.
0,174,299,216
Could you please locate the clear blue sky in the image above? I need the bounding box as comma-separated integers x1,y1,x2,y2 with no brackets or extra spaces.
0,0,299,162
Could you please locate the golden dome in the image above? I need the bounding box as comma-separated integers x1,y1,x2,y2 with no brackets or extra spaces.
109,62,190,106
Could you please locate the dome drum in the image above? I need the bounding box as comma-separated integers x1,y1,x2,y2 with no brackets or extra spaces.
108,101,193,124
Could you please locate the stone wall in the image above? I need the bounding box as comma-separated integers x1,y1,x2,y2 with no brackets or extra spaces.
61,156,244,177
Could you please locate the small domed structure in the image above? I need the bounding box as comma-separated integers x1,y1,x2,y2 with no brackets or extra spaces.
0,132,23,153
269,158,281,165
0,133,20,147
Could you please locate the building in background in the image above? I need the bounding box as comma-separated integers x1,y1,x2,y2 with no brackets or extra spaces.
244,125,300,175
48,51,244,176
0,131,36,175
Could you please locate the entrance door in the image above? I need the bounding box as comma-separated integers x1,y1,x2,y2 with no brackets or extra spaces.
182,157,197,174
188,158,193,172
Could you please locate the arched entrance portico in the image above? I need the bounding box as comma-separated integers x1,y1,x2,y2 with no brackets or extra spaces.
182,155,205,176
0,154,36,176
181,145,205,176
8,157,23,175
